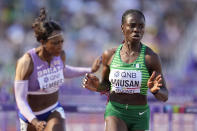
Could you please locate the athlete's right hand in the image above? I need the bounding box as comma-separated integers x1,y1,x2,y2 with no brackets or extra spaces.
82,73,100,92
31,118,46,131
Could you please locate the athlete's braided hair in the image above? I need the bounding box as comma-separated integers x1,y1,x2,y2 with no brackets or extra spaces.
121,9,145,25
32,8,61,42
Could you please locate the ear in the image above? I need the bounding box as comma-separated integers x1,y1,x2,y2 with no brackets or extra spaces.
40,39,47,46
121,25,124,33
40,39,44,43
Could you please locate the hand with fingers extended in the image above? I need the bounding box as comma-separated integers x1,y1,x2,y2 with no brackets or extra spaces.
31,118,46,131
82,73,100,91
147,71,163,94
91,56,102,73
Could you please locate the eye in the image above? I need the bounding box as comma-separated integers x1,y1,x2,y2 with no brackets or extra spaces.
130,23,136,28
60,40,64,43
139,24,144,29
52,42,59,45
51,40,64,45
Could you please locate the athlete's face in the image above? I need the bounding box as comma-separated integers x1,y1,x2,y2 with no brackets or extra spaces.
45,32,64,56
121,14,145,43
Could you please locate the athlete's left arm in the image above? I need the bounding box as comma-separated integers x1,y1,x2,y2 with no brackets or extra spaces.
145,47,168,102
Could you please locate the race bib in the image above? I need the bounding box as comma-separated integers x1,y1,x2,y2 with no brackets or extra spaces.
109,69,142,94
37,67,64,93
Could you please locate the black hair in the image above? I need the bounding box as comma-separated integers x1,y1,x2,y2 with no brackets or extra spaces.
121,9,145,25
32,8,62,42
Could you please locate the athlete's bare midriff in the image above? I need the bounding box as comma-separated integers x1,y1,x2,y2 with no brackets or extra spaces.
27,91,58,112
109,92,147,105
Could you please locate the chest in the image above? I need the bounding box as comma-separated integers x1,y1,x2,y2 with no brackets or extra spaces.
37,66,64,90
119,51,140,64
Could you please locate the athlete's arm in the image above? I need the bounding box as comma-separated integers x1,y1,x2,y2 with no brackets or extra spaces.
15,53,46,129
61,51,101,78
96,49,116,92
15,54,35,122
83,48,116,92
145,47,168,102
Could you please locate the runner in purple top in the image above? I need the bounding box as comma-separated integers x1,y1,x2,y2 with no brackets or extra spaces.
14,8,101,131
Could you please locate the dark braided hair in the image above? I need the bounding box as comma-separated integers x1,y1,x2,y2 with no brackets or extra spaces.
32,8,62,42
121,9,145,25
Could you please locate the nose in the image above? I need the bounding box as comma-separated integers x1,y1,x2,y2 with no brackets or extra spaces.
133,27,140,32
60,40,64,46
56,42,63,50
60,43,63,49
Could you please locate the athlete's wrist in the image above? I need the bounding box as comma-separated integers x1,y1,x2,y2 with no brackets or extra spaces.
96,83,110,92
152,90,159,95
31,118,46,130
31,118,39,126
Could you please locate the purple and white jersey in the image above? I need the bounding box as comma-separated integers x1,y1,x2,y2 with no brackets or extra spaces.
27,48,64,94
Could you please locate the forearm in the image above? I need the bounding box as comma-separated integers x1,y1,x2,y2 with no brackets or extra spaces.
153,88,168,102
14,80,36,122
64,65,91,78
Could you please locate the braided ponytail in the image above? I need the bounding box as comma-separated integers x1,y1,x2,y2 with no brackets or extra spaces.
32,8,61,42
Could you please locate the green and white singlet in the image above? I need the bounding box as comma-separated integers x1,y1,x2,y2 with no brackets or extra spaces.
109,44,150,95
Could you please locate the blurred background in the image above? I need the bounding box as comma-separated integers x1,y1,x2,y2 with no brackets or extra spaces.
0,0,197,131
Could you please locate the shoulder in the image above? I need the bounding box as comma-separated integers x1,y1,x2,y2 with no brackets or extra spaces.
17,53,32,66
144,45,162,73
15,53,33,80
145,46,159,60
102,47,117,65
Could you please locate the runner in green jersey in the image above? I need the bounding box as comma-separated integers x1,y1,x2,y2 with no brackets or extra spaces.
83,9,168,131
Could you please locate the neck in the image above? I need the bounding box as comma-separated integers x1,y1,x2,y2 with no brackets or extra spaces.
38,46,53,63
122,41,141,53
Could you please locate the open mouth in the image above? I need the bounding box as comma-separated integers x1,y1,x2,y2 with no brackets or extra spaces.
131,34,141,40
132,34,140,38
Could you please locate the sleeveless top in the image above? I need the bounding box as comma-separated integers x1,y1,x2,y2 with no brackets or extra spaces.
27,48,64,95
109,44,150,95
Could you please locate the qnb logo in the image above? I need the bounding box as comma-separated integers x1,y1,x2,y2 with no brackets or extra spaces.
114,71,120,77
49,74,60,80
121,72,137,78
44,77,49,83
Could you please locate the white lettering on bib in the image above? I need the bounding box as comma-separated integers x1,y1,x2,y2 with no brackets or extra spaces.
37,67,64,93
109,69,142,94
